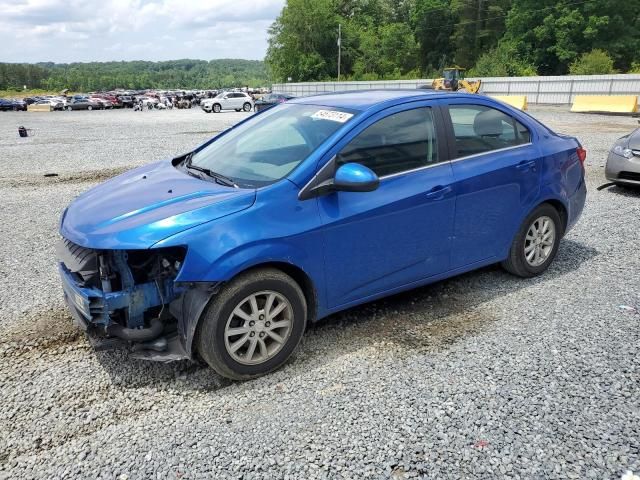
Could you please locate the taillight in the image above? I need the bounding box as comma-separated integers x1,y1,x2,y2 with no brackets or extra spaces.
577,147,587,165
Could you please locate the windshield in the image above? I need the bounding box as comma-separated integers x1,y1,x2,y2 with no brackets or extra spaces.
189,103,357,188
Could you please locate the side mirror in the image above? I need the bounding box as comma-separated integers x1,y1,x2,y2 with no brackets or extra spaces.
299,162,379,200
333,163,379,193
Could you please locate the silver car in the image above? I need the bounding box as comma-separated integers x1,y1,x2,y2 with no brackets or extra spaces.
606,128,640,186
201,92,254,113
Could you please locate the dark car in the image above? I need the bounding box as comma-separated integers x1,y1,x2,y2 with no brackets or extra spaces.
254,93,295,112
118,95,134,108
0,98,26,111
66,98,96,111
57,90,586,380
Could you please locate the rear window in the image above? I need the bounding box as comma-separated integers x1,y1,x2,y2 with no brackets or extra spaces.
448,105,531,158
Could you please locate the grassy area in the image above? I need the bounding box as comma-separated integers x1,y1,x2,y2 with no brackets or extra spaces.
0,89,71,99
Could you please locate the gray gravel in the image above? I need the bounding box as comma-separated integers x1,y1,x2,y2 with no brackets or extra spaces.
0,106,638,479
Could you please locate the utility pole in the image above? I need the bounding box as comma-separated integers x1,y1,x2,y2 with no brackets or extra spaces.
337,23,342,81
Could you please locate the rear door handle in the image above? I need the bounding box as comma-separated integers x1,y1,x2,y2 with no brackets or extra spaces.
425,185,452,200
516,160,537,171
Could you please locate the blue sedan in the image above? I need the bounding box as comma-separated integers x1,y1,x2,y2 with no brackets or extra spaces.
57,90,587,379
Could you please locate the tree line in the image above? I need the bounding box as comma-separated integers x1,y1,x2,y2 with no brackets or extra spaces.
0,59,269,92
266,0,640,81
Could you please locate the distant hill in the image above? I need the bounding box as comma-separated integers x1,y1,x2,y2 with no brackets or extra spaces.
0,59,270,92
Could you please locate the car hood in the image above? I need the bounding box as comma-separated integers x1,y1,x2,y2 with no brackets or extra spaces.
626,128,640,150
61,160,256,250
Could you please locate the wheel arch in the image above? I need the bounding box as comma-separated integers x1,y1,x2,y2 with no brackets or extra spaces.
225,261,318,324
184,261,318,359
541,198,568,234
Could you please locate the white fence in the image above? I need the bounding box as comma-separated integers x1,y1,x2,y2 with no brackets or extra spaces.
272,74,640,105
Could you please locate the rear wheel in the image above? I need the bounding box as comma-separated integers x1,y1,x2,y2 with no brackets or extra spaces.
243,102,252,112
87,105,93,111
502,204,562,278
67,106,72,111
197,268,307,380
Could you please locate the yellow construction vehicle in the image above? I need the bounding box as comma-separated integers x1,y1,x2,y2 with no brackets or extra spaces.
432,67,481,94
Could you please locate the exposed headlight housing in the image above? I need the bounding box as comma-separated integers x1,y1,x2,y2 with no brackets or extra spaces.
613,145,634,159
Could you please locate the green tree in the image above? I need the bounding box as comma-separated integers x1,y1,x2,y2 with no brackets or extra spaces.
468,39,537,76
266,0,339,81
505,0,640,74
569,49,616,75
0,59,269,91
412,0,455,73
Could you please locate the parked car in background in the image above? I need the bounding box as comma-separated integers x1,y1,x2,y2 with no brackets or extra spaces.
91,95,119,108
57,90,586,380
89,98,113,109
605,128,640,187
254,93,295,112
66,98,96,111
201,92,253,113
137,96,159,107
119,95,134,108
0,98,26,111
36,99,64,110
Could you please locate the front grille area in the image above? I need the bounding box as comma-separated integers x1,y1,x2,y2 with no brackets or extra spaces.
56,238,99,285
618,171,640,182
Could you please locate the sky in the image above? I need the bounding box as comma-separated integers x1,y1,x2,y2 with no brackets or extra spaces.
0,0,286,63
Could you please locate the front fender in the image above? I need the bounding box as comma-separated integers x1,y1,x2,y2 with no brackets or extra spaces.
198,240,320,283
170,242,324,357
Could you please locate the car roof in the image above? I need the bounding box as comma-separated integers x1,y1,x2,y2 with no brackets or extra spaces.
288,89,458,111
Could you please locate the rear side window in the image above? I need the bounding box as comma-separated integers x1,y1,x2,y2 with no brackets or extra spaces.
337,107,440,177
448,105,531,159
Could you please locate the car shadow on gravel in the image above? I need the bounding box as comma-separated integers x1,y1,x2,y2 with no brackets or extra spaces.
603,185,640,198
79,239,598,392
297,238,599,366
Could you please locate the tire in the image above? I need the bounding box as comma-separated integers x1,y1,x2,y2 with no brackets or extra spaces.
213,104,221,113
87,105,93,111
235,108,240,112
501,203,562,278
243,102,252,112
67,106,72,111
196,268,307,380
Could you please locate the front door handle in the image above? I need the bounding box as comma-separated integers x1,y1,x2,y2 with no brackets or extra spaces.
516,160,537,172
425,185,452,200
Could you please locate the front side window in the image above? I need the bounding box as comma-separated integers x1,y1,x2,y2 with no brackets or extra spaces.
448,104,531,158
336,107,439,177
189,104,357,188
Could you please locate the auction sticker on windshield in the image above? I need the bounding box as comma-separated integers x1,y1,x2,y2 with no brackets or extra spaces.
311,110,354,123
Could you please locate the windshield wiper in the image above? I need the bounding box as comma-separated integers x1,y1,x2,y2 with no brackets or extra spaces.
186,161,238,188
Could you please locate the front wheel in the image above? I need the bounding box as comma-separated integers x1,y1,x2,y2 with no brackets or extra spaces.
213,104,221,113
67,106,72,111
87,105,93,111
196,268,307,380
501,204,562,278
243,102,252,112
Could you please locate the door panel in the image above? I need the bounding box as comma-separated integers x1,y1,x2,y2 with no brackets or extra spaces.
319,164,455,307
445,103,541,268
315,104,454,308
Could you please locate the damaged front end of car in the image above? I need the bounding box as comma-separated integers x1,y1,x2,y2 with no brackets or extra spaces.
57,238,195,360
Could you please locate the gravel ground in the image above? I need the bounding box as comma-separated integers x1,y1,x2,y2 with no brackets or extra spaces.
0,106,638,479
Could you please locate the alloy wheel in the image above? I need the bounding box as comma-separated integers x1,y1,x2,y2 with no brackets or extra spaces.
224,291,293,365
524,215,555,267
